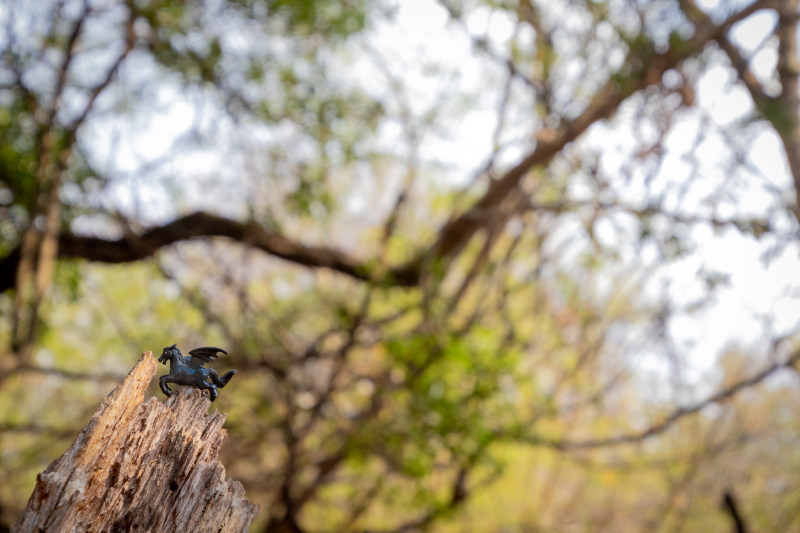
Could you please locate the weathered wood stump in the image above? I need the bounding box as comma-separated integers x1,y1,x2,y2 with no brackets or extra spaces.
12,351,258,532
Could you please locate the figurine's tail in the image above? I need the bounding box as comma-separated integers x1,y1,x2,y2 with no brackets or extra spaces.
210,369,237,388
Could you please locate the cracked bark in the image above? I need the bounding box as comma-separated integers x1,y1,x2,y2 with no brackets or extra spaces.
12,352,258,533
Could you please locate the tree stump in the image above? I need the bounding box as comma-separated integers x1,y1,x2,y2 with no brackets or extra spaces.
12,351,259,532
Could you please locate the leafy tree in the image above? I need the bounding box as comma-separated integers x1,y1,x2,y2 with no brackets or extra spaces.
2,0,800,531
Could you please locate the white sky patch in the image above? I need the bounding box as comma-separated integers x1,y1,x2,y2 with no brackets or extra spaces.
729,8,780,91
696,65,754,126
729,9,777,52
357,1,508,184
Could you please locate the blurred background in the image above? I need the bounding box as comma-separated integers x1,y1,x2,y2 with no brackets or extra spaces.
2,0,800,531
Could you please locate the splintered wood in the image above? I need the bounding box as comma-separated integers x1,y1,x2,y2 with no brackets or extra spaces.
13,351,258,533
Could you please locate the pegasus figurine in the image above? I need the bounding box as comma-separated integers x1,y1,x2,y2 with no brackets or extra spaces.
157,344,237,402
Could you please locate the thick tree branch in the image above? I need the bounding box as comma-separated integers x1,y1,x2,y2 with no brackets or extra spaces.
0,212,419,293
774,0,800,214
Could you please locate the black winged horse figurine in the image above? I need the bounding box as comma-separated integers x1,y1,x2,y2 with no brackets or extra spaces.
158,344,237,402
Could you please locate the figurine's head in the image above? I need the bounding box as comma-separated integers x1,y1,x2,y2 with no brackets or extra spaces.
159,344,179,364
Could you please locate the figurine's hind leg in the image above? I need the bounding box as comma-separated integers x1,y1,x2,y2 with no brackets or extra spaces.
197,381,218,402
160,375,174,397
209,369,236,388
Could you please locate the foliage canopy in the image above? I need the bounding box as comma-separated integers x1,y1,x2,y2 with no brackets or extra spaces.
2,0,800,531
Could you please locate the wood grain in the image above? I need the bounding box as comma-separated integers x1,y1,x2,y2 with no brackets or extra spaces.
13,351,258,532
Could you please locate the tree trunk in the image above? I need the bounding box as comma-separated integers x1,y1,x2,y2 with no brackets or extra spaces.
12,351,259,532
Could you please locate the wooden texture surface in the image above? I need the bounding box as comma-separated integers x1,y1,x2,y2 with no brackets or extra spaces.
13,351,258,532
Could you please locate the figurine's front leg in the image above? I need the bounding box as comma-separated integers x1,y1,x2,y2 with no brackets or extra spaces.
160,375,174,397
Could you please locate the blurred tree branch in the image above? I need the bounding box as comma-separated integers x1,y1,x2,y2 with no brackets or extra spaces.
722,489,749,533
538,348,800,450
0,211,417,293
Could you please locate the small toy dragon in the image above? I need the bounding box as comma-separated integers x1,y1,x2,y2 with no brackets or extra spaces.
158,344,237,402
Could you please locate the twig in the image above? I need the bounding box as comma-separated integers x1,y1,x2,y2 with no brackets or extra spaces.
721,489,749,533
541,349,800,450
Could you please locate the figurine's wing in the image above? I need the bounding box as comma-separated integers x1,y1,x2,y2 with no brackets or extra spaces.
187,346,227,368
